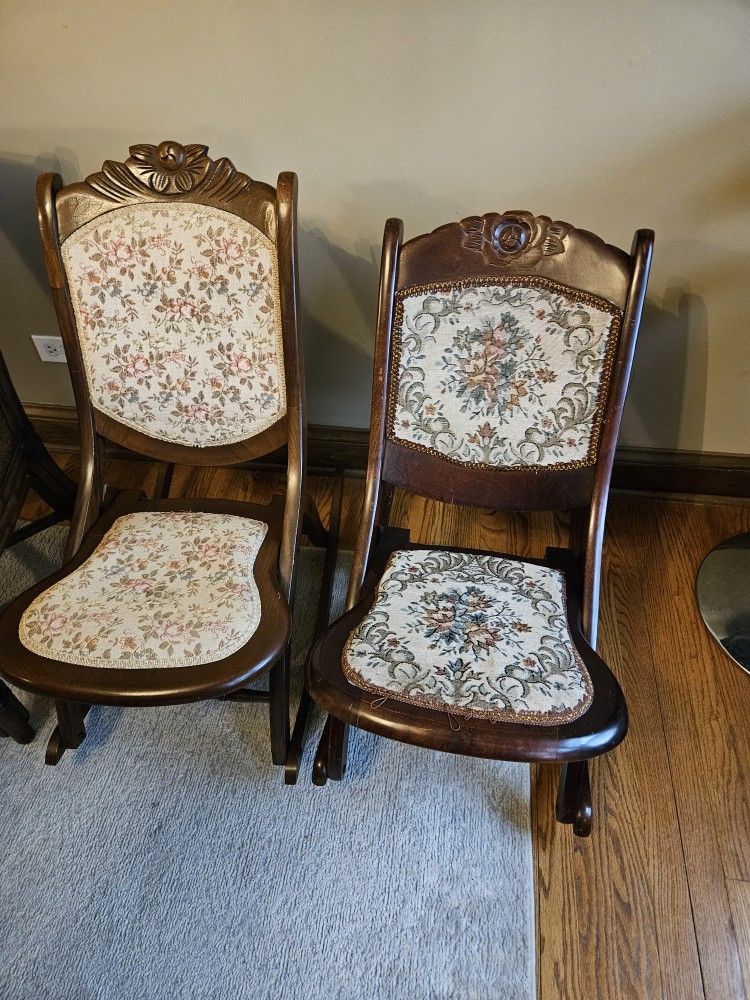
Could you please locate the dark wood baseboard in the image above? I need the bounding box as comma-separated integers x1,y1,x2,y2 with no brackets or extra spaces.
24,403,371,472
610,447,750,498
24,402,750,499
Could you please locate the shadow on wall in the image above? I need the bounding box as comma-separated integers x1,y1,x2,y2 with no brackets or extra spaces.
299,212,714,449
622,285,709,452
0,111,744,449
693,156,750,220
520,104,750,454
297,179,464,429
0,148,81,291
0,148,82,404
297,225,380,428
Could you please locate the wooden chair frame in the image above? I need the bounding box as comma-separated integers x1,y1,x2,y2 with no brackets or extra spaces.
0,350,77,555
0,141,326,773
0,348,77,744
308,212,653,835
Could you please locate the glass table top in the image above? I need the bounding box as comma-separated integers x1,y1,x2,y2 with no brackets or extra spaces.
696,532,750,675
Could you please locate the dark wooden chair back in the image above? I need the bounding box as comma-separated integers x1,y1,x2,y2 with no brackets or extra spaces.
382,212,650,510
36,141,304,569
351,212,653,644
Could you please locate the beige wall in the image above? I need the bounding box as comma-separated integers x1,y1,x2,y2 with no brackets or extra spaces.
1,0,748,453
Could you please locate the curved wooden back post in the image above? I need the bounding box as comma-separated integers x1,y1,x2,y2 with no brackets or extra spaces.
36,172,104,559
580,229,653,646
275,171,304,603
345,217,403,610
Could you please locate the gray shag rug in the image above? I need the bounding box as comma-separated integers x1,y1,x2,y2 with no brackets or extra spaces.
0,524,534,1000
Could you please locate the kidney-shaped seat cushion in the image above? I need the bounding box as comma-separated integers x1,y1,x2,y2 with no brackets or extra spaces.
343,547,593,726
19,510,269,670
0,499,291,705
308,531,627,761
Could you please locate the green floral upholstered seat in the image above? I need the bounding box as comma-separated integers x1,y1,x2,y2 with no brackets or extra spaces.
343,547,592,726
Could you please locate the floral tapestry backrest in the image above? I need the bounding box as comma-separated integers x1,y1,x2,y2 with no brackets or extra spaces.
387,276,622,470
60,202,286,448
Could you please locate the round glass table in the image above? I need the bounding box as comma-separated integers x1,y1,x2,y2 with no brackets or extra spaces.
696,532,750,674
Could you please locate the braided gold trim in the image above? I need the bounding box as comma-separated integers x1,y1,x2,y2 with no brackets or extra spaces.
386,275,622,473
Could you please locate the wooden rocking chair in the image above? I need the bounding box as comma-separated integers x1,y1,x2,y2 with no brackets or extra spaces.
0,141,325,776
307,211,653,835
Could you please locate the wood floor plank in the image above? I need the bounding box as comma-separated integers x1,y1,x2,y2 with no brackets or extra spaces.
334,476,364,550
663,501,750,884
639,497,746,999
593,500,703,999
534,761,584,1000
535,499,703,999
728,880,750,999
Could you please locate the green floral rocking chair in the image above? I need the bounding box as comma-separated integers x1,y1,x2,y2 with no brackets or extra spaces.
307,211,653,836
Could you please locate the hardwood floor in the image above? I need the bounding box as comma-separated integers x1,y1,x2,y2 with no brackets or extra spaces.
20,454,750,999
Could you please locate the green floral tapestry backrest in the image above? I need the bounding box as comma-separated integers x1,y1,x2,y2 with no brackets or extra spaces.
387,277,622,470
60,202,286,448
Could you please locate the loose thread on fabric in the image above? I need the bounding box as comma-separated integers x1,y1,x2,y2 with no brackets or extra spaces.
447,710,461,732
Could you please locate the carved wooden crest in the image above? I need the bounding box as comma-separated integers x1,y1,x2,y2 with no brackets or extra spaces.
459,211,571,268
83,140,256,204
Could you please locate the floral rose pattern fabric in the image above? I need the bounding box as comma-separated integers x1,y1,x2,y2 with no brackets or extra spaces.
61,203,286,447
389,278,621,468
19,511,267,668
343,548,592,724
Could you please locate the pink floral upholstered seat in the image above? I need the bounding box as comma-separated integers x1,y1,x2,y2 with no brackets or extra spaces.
19,511,267,669
343,548,592,725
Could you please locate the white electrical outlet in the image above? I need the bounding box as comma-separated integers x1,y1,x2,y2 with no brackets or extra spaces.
31,335,67,364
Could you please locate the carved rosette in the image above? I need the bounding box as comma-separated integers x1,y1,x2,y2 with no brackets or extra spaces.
83,140,256,204
128,142,211,193
459,211,571,268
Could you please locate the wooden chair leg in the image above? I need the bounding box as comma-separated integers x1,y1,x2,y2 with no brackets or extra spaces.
46,700,89,765
26,437,77,519
302,491,329,548
284,689,313,785
313,714,349,785
556,760,593,837
288,471,345,783
152,461,175,500
268,650,290,766
312,715,332,786
0,681,35,745
327,716,349,781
